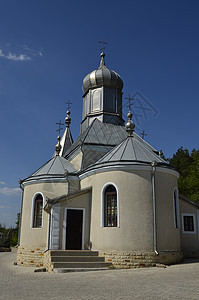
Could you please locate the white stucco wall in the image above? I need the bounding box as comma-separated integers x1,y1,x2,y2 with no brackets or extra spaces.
155,171,181,251
81,169,154,251
80,167,181,252
20,182,68,248
179,197,199,253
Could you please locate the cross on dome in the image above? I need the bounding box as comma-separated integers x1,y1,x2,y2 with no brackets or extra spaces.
98,40,108,52
56,120,64,136
65,101,72,111
125,94,134,112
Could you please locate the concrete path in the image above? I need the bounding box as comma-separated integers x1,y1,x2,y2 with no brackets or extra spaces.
0,251,199,299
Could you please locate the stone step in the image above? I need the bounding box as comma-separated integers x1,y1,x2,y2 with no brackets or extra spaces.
53,268,110,273
50,250,99,257
51,256,105,263
52,262,112,269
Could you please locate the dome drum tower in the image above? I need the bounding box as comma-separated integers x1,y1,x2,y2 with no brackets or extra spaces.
81,52,124,133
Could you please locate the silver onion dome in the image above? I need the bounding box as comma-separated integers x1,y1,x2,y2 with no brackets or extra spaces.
82,52,123,95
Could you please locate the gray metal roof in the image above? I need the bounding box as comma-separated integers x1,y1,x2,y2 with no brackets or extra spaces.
93,135,168,166
82,52,123,95
64,118,158,159
23,155,77,184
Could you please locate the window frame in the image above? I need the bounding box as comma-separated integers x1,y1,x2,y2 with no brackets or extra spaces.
181,213,196,234
173,187,180,229
101,182,120,228
30,193,44,229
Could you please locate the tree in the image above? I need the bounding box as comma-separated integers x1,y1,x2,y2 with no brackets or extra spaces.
168,147,199,203
0,213,20,248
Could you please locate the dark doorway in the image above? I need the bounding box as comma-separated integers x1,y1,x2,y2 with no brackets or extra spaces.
66,209,83,250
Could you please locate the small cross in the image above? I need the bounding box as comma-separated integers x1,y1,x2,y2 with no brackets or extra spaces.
56,120,64,136
125,94,134,112
140,130,147,139
65,101,72,110
98,40,108,51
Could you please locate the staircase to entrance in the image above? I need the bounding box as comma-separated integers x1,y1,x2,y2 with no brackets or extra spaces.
44,250,112,273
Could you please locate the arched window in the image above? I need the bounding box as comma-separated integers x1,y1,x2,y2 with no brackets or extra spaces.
33,194,43,228
173,188,180,229
104,185,117,227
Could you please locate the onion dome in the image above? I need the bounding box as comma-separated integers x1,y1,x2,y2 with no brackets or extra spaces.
82,52,123,95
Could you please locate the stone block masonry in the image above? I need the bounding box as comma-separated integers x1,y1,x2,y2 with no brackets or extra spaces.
43,250,54,272
99,251,183,268
17,248,183,270
17,246,46,267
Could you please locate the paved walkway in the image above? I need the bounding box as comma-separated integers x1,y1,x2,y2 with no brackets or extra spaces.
0,251,199,299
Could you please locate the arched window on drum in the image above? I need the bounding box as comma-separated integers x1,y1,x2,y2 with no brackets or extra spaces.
32,193,44,228
104,185,118,227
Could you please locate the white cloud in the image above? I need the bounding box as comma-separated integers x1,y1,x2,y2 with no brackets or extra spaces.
0,181,5,185
0,49,31,61
0,187,21,196
24,45,43,57
0,205,7,209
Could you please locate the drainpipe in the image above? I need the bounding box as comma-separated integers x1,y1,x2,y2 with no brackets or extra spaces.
44,199,52,252
47,209,52,251
151,162,158,255
18,179,24,246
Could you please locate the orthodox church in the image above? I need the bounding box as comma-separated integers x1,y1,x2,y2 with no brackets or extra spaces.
17,52,199,271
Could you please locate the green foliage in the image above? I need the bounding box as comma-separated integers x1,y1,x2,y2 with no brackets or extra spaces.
168,147,199,203
0,213,20,248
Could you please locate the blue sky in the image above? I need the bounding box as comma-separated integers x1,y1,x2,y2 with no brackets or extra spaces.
0,0,198,227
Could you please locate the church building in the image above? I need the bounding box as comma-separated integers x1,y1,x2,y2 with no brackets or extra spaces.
17,52,199,271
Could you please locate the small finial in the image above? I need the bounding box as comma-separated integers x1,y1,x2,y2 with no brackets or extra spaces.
55,135,61,156
55,120,64,156
65,110,71,128
98,40,108,69
125,111,135,137
98,52,106,69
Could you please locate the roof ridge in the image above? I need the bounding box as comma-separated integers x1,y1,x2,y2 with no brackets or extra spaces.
83,118,98,142
97,138,127,163
135,132,157,152
130,137,137,160
120,138,129,160
30,157,54,177
47,156,57,174
134,138,164,162
58,156,68,173
98,121,109,144
91,119,104,144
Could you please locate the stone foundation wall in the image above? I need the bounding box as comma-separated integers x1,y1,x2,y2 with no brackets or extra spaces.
43,250,54,272
17,248,183,269
17,246,45,267
99,251,183,268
